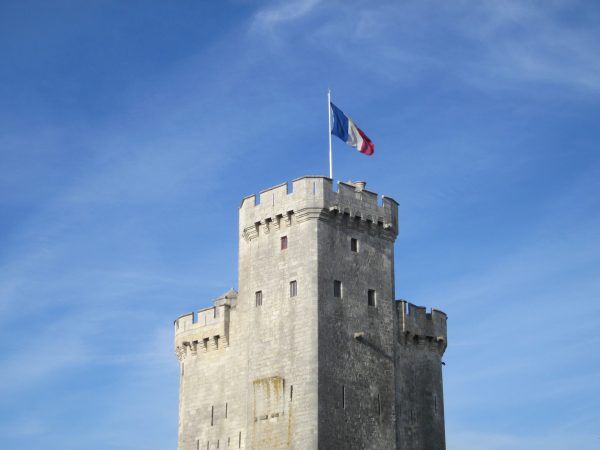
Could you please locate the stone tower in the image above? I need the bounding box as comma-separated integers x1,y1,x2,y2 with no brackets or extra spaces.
174,176,448,450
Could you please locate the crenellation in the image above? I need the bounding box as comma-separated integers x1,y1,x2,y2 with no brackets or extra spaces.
396,300,447,351
239,177,398,240
259,182,289,206
175,304,231,359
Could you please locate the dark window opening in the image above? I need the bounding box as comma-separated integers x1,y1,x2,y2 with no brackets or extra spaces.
225,402,228,418
334,280,342,298
368,289,376,307
290,280,297,297
378,393,381,416
281,236,288,250
342,385,346,409
255,291,262,307
351,238,358,252
211,405,214,426
290,385,293,401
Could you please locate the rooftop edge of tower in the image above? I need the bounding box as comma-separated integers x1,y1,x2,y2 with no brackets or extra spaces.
239,176,398,239
396,300,448,353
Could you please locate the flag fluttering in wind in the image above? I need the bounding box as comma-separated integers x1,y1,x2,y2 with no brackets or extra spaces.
330,102,374,156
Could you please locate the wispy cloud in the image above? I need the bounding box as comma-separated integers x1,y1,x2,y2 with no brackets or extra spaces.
252,0,322,30
248,0,600,94
458,0,600,93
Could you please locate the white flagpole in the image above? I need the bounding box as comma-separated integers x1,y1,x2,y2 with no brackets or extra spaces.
328,88,333,179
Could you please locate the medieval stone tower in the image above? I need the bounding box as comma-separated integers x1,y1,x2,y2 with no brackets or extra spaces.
174,176,448,450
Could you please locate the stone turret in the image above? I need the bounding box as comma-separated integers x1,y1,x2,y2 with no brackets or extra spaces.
395,301,447,450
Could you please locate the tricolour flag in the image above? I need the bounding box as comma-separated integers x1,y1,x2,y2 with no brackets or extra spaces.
330,102,374,156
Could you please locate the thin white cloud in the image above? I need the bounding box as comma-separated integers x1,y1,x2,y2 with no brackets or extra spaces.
459,0,600,93
249,0,600,94
252,0,322,30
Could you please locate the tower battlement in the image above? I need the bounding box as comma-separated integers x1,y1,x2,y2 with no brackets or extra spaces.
174,290,237,360
396,300,447,351
239,176,398,241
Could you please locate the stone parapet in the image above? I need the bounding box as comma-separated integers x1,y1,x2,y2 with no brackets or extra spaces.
239,176,398,241
396,300,447,352
174,303,230,360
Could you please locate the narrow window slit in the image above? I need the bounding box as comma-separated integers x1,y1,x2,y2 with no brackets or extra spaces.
255,290,263,307
334,280,342,298
290,280,297,297
368,289,376,307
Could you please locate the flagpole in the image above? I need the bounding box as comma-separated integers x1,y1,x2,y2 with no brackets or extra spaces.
328,88,333,179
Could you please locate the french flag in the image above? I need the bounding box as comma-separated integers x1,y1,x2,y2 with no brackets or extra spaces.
330,102,374,156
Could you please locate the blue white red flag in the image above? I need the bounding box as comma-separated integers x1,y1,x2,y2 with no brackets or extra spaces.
330,102,374,156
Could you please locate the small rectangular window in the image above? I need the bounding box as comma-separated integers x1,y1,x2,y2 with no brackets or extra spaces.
334,280,342,298
281,236,288,250
211,405,214,426
255,290,262,307
290,280,297,297
290,385,293,401
238,431,242,448
342,385,346,409
225,402,228,418
350,238,358,252
368,289,376,307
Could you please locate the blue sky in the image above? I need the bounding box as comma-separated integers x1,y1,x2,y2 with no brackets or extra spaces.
1,0,599,449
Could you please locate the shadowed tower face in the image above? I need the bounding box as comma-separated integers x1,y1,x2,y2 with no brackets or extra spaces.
174,176,447,450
